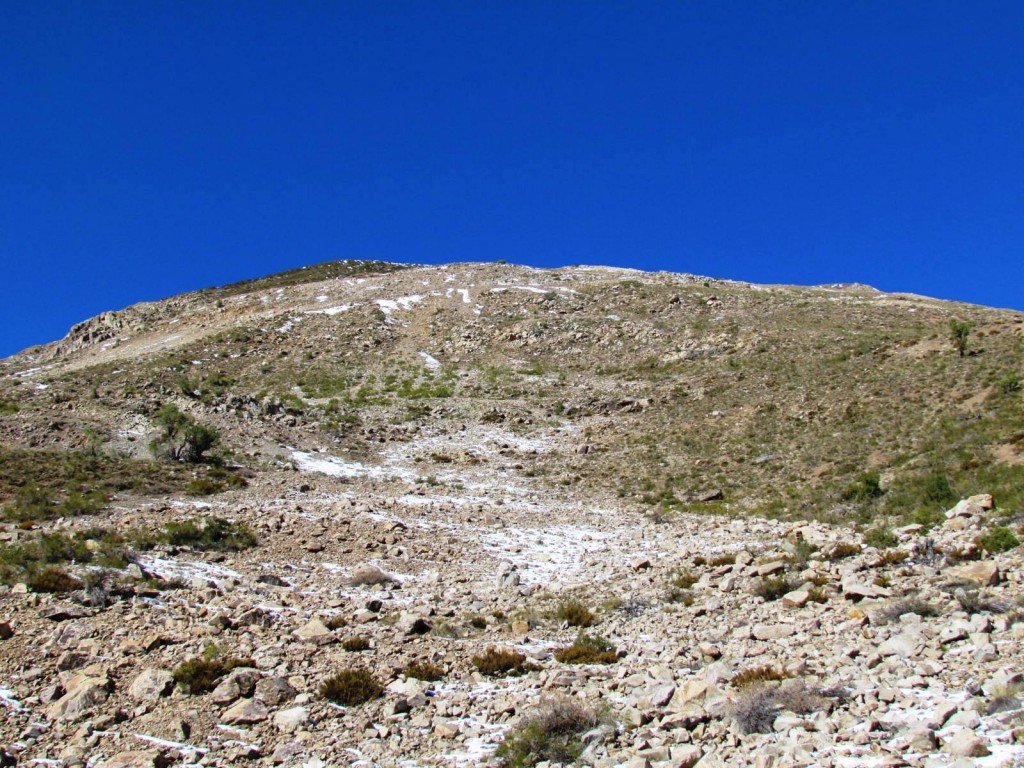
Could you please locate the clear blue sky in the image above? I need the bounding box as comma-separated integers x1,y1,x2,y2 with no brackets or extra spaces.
3,2,1022,357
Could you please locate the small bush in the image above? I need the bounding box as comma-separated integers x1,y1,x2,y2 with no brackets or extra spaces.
324,615,348,630
343,636,371,652
495,696,600,768
754,576,796,602
173,656,254,695
825,542,862,560
707,553,737,567
320,668,384,706
731,665,787,689
876,595,940,624
669,568,698,589
472,648,539,678
955,588,1011,615
732,680,832,735
404,661,444,682
864,528,898,549
27,566,82,593
468,615,488,630
149,403,219,463
159,516,257,552
553,633,619,665
842,471,883,502
975,526,1020,554
875,549,909,566
555,599,595,628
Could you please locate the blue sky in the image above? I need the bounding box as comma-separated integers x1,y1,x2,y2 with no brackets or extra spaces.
3,2,1022,357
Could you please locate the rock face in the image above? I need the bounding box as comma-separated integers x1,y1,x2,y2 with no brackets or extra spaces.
127,668,174,702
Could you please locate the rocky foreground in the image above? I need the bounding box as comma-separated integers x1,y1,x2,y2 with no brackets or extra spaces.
1,469,1023,768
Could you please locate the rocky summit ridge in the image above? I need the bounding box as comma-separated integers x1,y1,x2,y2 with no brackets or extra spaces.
1,260,1023,767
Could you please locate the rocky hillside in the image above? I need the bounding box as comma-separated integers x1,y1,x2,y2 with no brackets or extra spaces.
1,260,1023,767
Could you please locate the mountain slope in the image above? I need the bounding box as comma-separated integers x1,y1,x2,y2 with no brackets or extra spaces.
2,259,1023,525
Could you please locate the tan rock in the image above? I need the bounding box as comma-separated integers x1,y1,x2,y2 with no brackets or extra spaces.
293,618,336,645
781,590,809,608
948,561,1000,586
221,697,269,724
127,669,174,702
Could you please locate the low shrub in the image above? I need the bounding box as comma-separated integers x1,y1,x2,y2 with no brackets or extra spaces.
669,568,698,589
27,566,83,593
173,655,254,695
733,680,833,734
555,599,595,628
159,516,257,552
875,595,940,624
468,615,488,630
863,528,899,549
404,661,444,682
342,636,371,652
472,648,539,678
320,668,384,706
731,665,788,689
825,542,862,560
975,526,1020,554
754,576,796,602
553,633,618,665
495,695,601,768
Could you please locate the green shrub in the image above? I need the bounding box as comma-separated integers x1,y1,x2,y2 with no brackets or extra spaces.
864,528,898,549
319,668,383,705
825,542,862,560
754,576,796,601
553,633,618,665
841,471,883,502
404,661,444,682
173,656,254,695
555,599,595,628
495,696,600,768
149,404,219,463
472,648,539,678
27,566,83,593
159,516,257,552
976,526,1020,554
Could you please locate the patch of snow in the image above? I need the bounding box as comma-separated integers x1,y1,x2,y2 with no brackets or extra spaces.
0,686,24,711
457,288,471,304
276,316,302,333
291,451,418,483
308,304,354,316
139,556,242,587
419,352,442,372
315,295,328,302
134,733,208,755
376,295,424,320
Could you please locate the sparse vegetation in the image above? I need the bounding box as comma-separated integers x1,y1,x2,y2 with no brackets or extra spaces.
733,679,834,734
555,599,596,628
173,655,254,695
975,526,1019,554
864,528,899,549
876,594,941,623
149,404,219,463
404,661,444,682
495,696,601,768
553,633,619,665
319,668,384,706
472,648,539,678
949,318,975,358
754,575,797,602
343,636,371,652
156,516,258,552
731,665,788,689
